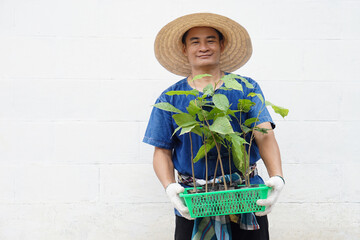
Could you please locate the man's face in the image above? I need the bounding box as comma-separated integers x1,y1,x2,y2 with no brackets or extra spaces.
183,27,224,71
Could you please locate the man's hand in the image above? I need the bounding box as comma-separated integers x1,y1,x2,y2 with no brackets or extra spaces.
165,183,194,220
255,176,285,216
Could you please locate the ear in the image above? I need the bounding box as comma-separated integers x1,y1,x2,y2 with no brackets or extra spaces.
220,40,225,54
182,44,188,57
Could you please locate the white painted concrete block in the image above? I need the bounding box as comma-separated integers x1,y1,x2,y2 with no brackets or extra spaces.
53,122,139,164
0,202,175,240
303,40,360,82
0,36,159,80
340,1,360,39
0,167,16,203
0,1,13,36
139,121,155,164
259,81,304,121
0,121,139,164
0,122,55,163
11,0,98,36
100,163,168,203
4,79,62,120
99,79,176,121
258,1,342,40
269,203,360,239
13,165,98,203
116,203,175,240
0,37,57,79
336,122,360,165
341,163,360,203
1,77,173,121
259,81,340,121
281,163,341,203
339,82,360,121
238,40,305,82
0,80,14,119
274,121,342,164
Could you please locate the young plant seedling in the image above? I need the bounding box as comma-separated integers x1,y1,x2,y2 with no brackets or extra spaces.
154,74,289,192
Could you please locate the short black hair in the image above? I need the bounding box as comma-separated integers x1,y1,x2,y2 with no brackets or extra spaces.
181,27,224,45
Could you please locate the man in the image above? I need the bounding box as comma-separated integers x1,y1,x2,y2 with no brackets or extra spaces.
143,13,285,240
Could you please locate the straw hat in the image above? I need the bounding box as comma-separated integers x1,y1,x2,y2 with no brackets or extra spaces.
154,13,252,77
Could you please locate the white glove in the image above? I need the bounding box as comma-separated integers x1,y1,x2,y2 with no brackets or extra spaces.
255,176,285,216
165,183,194,220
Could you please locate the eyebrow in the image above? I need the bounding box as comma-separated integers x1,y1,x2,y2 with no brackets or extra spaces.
189,36,217,41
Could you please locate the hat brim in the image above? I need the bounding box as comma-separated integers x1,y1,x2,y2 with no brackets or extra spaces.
154,13,252,77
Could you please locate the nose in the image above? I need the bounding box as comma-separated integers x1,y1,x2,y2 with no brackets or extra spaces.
199,41,209,52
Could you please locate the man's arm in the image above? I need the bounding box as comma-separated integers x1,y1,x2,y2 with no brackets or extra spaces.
253,122,283,178
153,147,176,189
153,147,193,219
254,122,285,216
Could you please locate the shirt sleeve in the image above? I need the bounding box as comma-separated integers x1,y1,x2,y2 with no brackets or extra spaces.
247,81,276,129
143,94,175,149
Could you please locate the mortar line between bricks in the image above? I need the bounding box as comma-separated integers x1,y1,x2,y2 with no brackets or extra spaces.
3,34,359,41
0,201,358,206
97,167,101,203
2,77,360,84
1,119,346,123
0,119,149,123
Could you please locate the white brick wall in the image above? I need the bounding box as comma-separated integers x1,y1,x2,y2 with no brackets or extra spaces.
0,0,359,239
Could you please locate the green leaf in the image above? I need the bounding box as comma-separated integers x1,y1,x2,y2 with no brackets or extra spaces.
166,89,199,96
179,124,197,136
172,113,198,128
172,126,182,137
236,75,254,89
201,126,213,139
219,87,231,91
254,127,270,134
226,109,238,118
229,134,248,175
209,116,234,135
238,99,256,113
203,84,214,96
265,101,289,118
247,92,264,104
232,146,244,174
222,76,243,92
191,125,203,137
207,107,223,120
243,117,259,127
187,100,201,116
229,133,248,145
153,102,183,114
223,73,254,88
192,74,212,81
193,138,216,163
197,111,205,122
213,94,230,111
241,125,252,134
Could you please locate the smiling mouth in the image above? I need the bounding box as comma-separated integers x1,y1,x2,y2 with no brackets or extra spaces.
198,54,212,58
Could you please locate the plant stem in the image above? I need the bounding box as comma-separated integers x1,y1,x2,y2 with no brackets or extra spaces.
245,110,262,187
228,147,232,185
204,117,227,190
212,156,219,188
215,142,228,190
189,133,197,192
209,139,227,190
204,139,208,192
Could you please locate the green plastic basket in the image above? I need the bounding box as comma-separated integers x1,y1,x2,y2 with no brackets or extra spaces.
180,184,270,218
